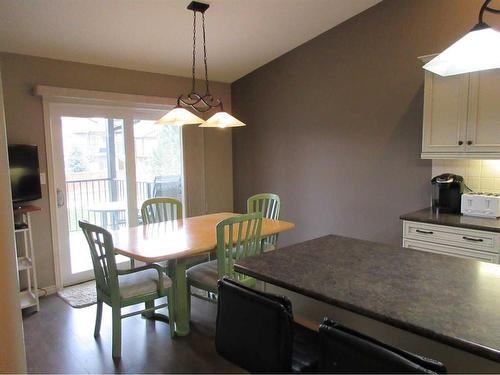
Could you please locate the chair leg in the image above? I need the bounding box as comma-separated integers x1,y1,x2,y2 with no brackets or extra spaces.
112,307,122,359
167,288,176,338
143,300,154,318
130,259,135,269
94,300,103,337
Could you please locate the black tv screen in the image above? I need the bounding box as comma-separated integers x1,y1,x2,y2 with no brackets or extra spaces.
8,144,42,203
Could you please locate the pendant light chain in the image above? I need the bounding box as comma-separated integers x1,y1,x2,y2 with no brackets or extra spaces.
157,1,245,127
191,10,197,93
202,12,210,96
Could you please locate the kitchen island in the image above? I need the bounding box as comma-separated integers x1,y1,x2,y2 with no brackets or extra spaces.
235,235,500,371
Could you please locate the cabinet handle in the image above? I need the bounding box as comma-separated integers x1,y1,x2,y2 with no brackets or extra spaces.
458,141,463,145
462,236,483,242
467,141,473,145
416,229,434,235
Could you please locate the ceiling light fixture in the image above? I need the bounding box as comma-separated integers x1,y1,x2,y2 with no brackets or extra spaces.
157,1,245,128
423,0,500,77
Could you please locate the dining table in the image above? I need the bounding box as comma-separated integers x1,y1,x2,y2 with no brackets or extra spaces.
110,212,295,336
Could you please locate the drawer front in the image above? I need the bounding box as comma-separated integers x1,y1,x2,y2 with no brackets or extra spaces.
403,221,499,253
403,239,499,263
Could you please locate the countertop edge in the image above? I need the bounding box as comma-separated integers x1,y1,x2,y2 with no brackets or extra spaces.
234,263,500,363
399,209,500,234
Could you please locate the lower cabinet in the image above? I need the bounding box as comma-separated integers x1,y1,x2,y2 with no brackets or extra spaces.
402,221,500,264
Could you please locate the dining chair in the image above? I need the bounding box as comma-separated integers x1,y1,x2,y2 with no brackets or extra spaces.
215,277,319,373
79,220,176,359
140,197,208,271
152,175,182,200
141,197,182,224
247,193,281,252
185,212,263,310
319,318,447,373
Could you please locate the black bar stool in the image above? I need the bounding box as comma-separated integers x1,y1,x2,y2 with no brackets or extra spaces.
319,318,447,373
215,277,319,373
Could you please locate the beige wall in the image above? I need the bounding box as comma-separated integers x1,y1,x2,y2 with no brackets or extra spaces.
0,68,27,373
0,52,233,288
232,0,496,248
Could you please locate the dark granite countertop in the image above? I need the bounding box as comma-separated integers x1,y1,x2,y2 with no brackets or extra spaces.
235,235,500,362
401,207,500,233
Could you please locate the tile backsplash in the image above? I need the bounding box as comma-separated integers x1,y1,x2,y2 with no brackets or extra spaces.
432,160,500,193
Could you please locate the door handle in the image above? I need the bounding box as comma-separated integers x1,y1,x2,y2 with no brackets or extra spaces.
56,188,65,208
416,229,434,235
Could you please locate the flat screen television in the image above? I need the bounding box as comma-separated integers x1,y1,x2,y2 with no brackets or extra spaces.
8,144,42,204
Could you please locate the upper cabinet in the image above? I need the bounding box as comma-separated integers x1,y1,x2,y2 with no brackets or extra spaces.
420,55,500,159
467,69,500,153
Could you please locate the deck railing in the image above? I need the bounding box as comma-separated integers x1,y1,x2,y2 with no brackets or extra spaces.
65,178,166,231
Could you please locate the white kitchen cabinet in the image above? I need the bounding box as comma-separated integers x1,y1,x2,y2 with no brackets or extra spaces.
419,55,500,159
402,220,500,264
466,69,500,153
421,69,468,154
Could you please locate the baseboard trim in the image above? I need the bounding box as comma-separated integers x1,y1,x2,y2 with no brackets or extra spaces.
38,285,58,297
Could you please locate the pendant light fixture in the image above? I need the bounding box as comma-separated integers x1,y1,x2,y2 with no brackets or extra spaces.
423,0,500,77
157,1,245,128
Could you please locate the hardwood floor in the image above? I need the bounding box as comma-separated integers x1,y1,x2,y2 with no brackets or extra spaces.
22,294,243,373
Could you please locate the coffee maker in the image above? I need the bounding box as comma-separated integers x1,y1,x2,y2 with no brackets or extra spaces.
431,174,465,214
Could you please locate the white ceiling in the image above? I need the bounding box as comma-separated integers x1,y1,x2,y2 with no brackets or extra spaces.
0,0,381,83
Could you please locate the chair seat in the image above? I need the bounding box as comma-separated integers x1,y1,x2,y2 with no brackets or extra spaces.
262,242,276,252
118,269,172,299
186,260,219,292
187,260,256,293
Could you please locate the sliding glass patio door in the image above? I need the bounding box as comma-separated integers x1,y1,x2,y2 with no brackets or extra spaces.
51,103,183,286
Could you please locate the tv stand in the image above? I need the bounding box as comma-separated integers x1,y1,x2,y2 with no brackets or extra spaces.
13,204,41,311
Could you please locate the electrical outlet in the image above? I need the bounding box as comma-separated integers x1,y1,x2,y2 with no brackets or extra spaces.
40,173,46,185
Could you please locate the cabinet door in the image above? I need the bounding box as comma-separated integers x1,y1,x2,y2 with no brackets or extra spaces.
422,71,469,153
466,69,500,152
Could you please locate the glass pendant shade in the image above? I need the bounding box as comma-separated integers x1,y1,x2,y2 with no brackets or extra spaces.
423,24,500,76
156,107,204,126
199,112,246,128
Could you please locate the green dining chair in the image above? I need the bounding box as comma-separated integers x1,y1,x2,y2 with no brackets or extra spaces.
79,220,175,359
185,212,263,312
141,197,183,224
247,193,281,252
140,197,208,270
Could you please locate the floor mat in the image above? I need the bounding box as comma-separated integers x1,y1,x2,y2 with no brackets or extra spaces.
57,280,96,308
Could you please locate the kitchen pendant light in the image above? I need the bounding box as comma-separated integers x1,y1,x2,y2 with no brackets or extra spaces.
199,112,245,128
156,107,204,126
423,0,500,77
157,1,245,128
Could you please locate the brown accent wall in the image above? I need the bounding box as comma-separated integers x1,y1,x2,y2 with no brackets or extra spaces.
232,0,494,247
0,52,233,288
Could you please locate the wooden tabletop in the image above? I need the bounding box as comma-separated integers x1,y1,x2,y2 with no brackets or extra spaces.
111,212,295,263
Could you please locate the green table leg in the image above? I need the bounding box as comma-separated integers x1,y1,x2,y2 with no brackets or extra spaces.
169,258,190,336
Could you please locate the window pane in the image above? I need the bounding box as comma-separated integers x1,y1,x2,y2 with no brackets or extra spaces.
133,120,183,208
61,117,128,275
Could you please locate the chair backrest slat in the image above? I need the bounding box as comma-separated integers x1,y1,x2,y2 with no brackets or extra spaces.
141,197,182,224
79,220,119,297
247,193,280,249
216,212,263,281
